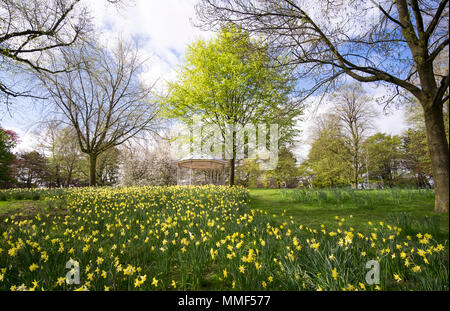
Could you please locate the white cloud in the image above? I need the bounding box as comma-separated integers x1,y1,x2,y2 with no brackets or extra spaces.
7,127,34,153
87,0,213,88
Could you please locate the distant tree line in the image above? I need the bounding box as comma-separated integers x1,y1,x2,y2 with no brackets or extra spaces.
238,83,448,190
298,89,449,189
1,0,161,187
0,125,177,189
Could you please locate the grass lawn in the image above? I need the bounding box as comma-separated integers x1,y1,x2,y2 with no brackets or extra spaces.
0,200,46,217
249,188,449,242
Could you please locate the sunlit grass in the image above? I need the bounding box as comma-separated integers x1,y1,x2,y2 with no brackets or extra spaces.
249,188,449,241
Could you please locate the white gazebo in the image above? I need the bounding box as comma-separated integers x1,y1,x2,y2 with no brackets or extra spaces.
175,154,228,185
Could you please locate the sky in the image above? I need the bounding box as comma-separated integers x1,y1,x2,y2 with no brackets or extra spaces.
0,0,408,160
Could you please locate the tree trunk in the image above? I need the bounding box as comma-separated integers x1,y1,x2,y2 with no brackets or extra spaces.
353,152,359,189
423,103,449,213
350,127,360,189
89,153,98,187
27,174,32,188
229,157,235,186
229,129,237,186
55,164,61,188
66,168,73,188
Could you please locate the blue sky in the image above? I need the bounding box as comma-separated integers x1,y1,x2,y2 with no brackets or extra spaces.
0,0,408,159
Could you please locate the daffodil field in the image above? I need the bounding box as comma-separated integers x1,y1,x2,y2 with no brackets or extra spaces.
0,186,448,291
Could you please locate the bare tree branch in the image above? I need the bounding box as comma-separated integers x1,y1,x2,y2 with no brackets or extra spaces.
36,36,160,185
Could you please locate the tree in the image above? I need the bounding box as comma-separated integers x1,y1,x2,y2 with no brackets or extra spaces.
405,96,449,143
236,156,263,187
401,128,432,188
51,126,86,187
305,113,352,188
121,141,177,186
196,0,450,212
0,0,128,103
93,147,121,186
401,95,448,188
164,25,301,185
331,83,378,188
0,128,17,187
364,133,403,188
37,37,160,186
33,121,85,187
15,151,49,188
263,147,298,188
297,160,313,188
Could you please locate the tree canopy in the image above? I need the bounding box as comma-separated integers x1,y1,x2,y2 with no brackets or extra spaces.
37,37,160,186
163,25,302,185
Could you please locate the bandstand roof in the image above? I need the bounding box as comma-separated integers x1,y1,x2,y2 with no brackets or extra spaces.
174,154,228,169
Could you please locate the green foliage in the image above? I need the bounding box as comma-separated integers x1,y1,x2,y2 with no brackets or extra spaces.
0,128,17,188
388,212,441,237
262,147,298,188
401,128,432,187
249,188,447,242
237,147,299,188
280,187,435,209
236,157,263,187
305,116,352,187
405,98,449,144
364,133,403,187
0,188,67,201
163,25,302,163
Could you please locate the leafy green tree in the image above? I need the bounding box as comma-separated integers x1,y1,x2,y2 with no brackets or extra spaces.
297,160,313,188
405,98,449,144
163,25,301,185
0,128,17,188
236,157,262,188
263,147,298,188
364,133,403,188
401,96,448,188
15,151,49,188
330,83,377,188
305,114,352,188
401,128,432,188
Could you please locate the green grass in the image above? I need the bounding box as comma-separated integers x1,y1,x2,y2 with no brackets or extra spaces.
0,188,67,202
249,188,449,242
0,200,45,217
